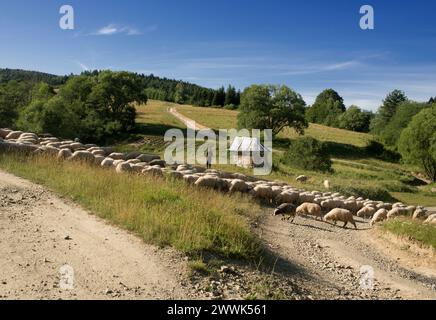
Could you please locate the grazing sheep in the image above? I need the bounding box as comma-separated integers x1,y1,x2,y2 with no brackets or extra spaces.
116,162,132,174
357,206,376,219
101,158,114,168
68,151,95,162
299,192,316,204
137,154,160,163
91,149,106,157
296,175,308,183
251,185,274,203
276,191,299,205
5,131,23,140
370,209,388,226
149,159,166,167
168,170,184,179
142,166,163,177
424,214,436,225
69,142,85,151
324,208,357,229
274,203,297,221
412,208,428,220
296,203,322,220
108,152,125,160
0,129,12,139
183,174,200,185
387,207,409,219
229,179,249,193
125,151,142,160
57,148,73,160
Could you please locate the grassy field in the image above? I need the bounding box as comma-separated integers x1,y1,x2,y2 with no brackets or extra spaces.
381,218,436,249
168,102,435,207
0,152,263,260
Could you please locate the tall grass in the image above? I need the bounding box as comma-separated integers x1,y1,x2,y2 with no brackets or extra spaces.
381,218,436,249
0,153,263,260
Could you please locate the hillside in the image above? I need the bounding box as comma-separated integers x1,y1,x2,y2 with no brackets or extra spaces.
142,101,435,207
0,68,68,86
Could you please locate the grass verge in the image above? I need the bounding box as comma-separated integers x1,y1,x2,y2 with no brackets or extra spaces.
381,218,436,249
0,152,263,260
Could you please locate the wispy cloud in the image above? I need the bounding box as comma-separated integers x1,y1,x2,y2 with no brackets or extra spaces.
75,61,90,71
92,24,157,36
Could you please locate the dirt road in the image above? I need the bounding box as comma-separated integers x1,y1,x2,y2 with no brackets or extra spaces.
0,170,199,300
258,214,436,300
168,107,210,131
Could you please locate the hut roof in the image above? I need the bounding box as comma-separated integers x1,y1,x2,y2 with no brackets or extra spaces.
229,136,270,152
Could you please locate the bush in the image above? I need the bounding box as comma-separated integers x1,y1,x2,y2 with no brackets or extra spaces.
281,137,332,172
365,140,400,163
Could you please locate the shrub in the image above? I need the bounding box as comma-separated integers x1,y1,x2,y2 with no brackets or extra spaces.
365,140,400,163
281,137,332,172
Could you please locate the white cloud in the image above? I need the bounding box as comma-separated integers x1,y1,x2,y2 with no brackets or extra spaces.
92,24,156,36
75,61,89,71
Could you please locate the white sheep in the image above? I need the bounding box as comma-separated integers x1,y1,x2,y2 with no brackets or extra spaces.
68,150,95,162
57,148,72,160
323,208,357,229
229,179,249,193
276,191,299,205
251,185,274,203
108,152,126,160
296,203,323,220
424,213,436,225
370,209,388,226
387,207,409,219
357,206,377,219
412,208,428,220
116,162,132,174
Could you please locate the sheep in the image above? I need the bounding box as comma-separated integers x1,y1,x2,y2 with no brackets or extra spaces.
299,192,316,204
149,159,166,167
229,179,249,193
91,149,106,157
273,203,297,221
108,152,126,160
116,162,132,174
5,131,23,140
183,174,200,185
296,175,308,183
101,158,114,168
68,151,95,163
57,148,73,160
357,206,376,219
296,203,322,220
323,180,331,189
0,128,12,139
251,185,274,203
168,170,184,179
324,208,357,229
424,214,436,225
412,208,428,220
94,155,105,165
69,142,84,151
370,209,388,226
137,154,160,163
276,191,299,205
387,207,409,219
142,166,163,177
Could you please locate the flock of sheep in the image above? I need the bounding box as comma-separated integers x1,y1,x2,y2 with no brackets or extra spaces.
1,128,435,229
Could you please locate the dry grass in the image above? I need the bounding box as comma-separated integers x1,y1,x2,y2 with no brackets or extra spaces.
0,152,263,260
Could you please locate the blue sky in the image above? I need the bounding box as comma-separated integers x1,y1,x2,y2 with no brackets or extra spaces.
1,0,435,110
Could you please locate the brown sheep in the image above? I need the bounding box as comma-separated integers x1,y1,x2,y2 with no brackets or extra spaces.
324,208,357,229
296,203,322,220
